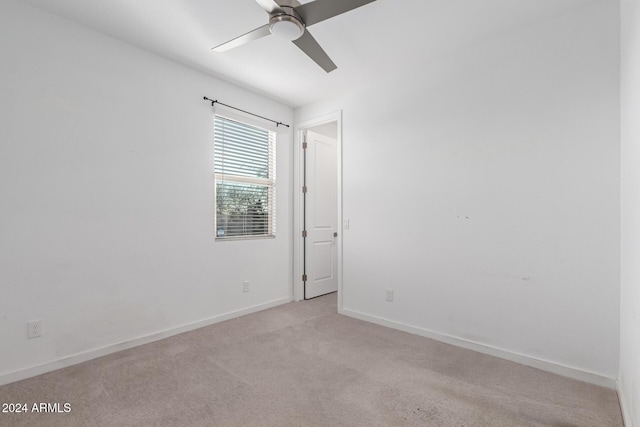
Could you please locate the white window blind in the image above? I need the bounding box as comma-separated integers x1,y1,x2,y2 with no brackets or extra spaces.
214,115,276,239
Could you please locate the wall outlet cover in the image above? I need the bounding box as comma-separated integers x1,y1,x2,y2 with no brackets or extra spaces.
27,320,43,339
385,289,394,302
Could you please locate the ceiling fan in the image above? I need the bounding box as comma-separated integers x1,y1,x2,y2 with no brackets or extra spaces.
212,0,377,73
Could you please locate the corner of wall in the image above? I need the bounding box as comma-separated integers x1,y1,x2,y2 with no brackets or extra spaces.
617,379,634,427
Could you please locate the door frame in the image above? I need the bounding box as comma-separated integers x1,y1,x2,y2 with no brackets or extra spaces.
293,111,343,310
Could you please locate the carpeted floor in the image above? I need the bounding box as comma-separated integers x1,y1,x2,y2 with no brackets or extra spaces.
0,293,623,426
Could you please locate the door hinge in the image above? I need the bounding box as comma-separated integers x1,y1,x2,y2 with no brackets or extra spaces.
302,142,308,149
302,185,307,194
302,230,307,238
302,274,308,282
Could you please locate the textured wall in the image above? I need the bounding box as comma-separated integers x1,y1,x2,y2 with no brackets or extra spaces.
297,1,620,380
621,0,640,424
0,0,293,383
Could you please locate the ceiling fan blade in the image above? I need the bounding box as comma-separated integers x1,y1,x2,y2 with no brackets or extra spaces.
255,0,283,13
212,24,272,52
293,30,337,73
295,0,376,27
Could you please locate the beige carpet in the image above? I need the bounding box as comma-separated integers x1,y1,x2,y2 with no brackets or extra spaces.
0,294,623,426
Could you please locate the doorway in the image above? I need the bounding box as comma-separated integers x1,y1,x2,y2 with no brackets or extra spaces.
294,112,342,303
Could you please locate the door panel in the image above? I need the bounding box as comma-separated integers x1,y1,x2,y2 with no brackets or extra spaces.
311,241,333,281
305,130,338,299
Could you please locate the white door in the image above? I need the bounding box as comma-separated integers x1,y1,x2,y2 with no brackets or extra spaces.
304,130,338,299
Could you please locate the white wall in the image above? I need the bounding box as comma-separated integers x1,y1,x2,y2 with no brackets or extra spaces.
0,0,293,384
297,1,620,381
620,0,640,424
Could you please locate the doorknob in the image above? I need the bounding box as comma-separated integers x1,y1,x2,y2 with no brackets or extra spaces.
333,232,338,237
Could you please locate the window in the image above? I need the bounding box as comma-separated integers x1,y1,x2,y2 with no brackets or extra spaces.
214,115,276,239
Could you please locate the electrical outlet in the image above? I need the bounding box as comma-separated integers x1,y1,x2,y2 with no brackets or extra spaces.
243,281,250,293
385,289,394,302
27,320,43,339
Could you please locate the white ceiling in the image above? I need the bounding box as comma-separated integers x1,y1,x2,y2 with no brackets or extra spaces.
23,0,600,108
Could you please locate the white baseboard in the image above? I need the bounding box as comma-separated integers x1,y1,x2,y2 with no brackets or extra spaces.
0,297,291,387
342,308,617,389
618,380,634,427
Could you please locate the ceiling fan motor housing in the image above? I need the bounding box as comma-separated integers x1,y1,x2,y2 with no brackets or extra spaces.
269,7,305,41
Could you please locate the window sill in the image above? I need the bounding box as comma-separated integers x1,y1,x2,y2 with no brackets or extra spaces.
215,235,275,242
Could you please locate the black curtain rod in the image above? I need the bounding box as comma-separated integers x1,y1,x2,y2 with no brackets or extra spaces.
203,96,290,128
